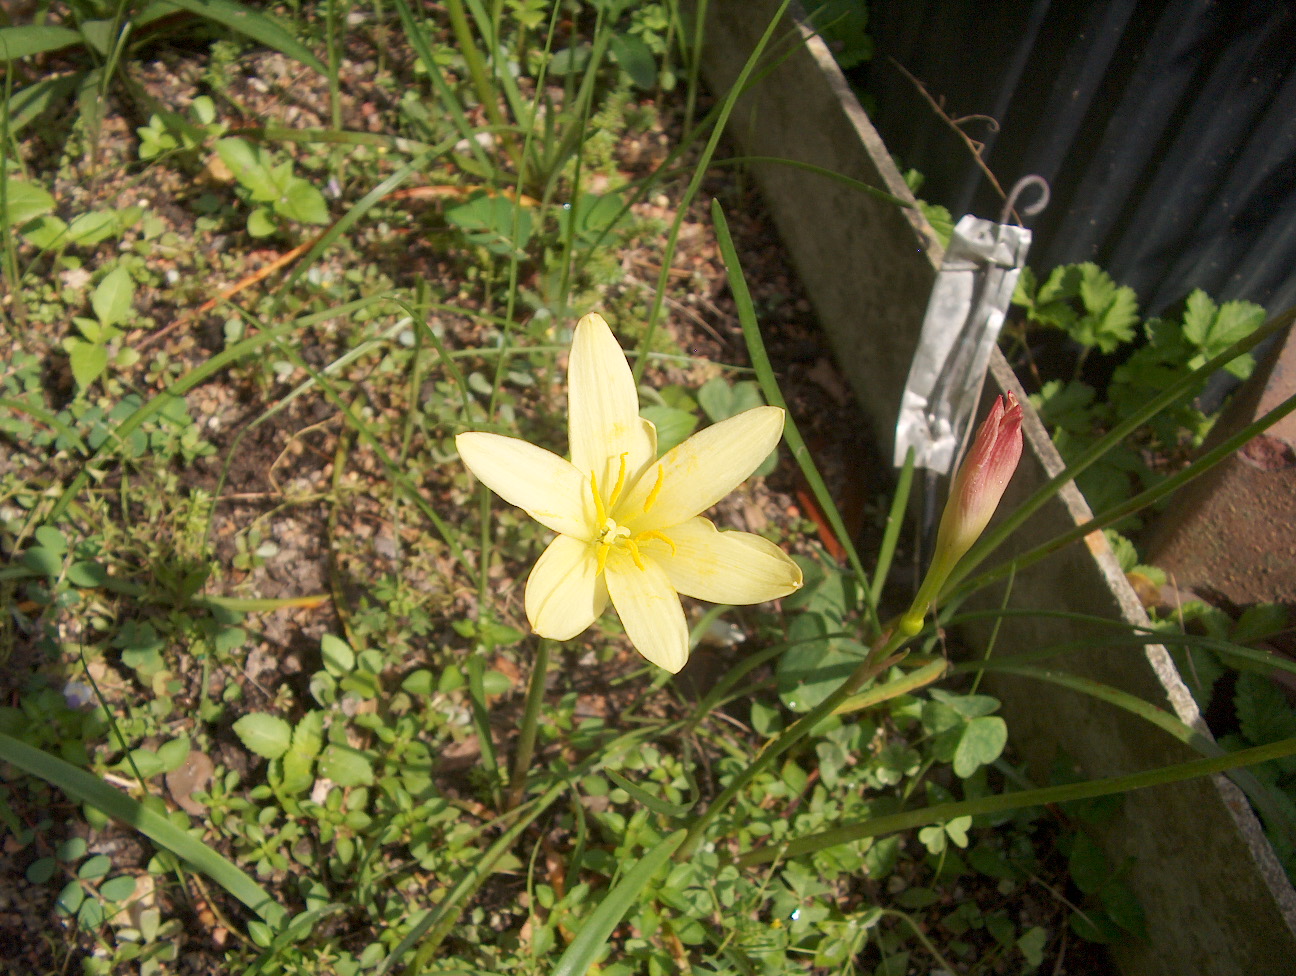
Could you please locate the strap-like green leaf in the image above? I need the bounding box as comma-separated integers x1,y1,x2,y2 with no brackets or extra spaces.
0,732,286,928
551,830,686,976
0,25,81,62
146,0,326,75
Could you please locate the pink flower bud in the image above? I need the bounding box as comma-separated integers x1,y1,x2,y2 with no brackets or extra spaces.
934,392,1024,565
901,393,1024,636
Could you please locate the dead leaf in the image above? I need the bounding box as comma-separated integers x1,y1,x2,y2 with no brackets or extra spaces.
166,751,215,816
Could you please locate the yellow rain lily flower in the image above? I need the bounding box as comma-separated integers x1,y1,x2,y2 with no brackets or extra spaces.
456,313,803,673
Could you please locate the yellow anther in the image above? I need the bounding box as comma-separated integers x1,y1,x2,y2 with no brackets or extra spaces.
643,464,666,513
608,452,629,509
596,542,610,576
637,529,677,555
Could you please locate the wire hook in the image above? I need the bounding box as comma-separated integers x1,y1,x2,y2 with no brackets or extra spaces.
999,174,1050,225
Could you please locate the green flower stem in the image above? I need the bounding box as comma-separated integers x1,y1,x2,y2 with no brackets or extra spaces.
507,638,550,811
737,735,1296,867
465,651,501,804
676,624,913,861
898,548,960,636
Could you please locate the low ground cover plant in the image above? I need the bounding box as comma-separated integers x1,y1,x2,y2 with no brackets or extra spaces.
3,3,1295,975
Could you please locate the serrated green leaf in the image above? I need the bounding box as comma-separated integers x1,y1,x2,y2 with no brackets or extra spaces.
1037,263,1083,305
67,340,109,391
279,711,324,795
91,268,134,327
1181,290,1217,348
1067,832,1107,894
320,634,354,676
609,33,656,89
21,214,69,249
280,179,328,224
401,669,435,695
123,747,166,780
247,207,277,237
233,713,292,759
1031,379,1096,434
318,744,374,786
1235,672,1296,748
2,179,56,228
1182,290,1264,377
67,210,121,247
215,138,276,199
291,710,325,758
1073,265,1138,352
156,737,191,774
1099,879,1146,938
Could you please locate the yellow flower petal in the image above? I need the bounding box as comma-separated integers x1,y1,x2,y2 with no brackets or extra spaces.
604,553,689,673
623,406,785,531
456,432,590,537
650,517,803,605
525,535,608,640
568,313,656,494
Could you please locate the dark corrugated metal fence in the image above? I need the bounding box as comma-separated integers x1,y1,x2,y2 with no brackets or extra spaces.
861,0,1296,316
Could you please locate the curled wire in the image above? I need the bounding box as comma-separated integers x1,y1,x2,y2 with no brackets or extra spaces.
999,175,1050,225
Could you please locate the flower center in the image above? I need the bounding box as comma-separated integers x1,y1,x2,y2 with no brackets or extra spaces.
589,453,676,574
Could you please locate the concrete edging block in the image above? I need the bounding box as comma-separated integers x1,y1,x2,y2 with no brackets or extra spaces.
693,1,1296,973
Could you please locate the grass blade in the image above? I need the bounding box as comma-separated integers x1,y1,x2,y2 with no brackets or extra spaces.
738,735,1296,866
0,25,81,61
152,0,326,75
551,829,686,976
711,197,880,634
0,732,286,927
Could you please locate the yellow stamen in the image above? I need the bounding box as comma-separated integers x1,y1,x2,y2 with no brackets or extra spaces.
624,537,646,570
608,452,629,510
637,529,677,555
596,542,610,576
590,471,607,525
643,464,666,514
